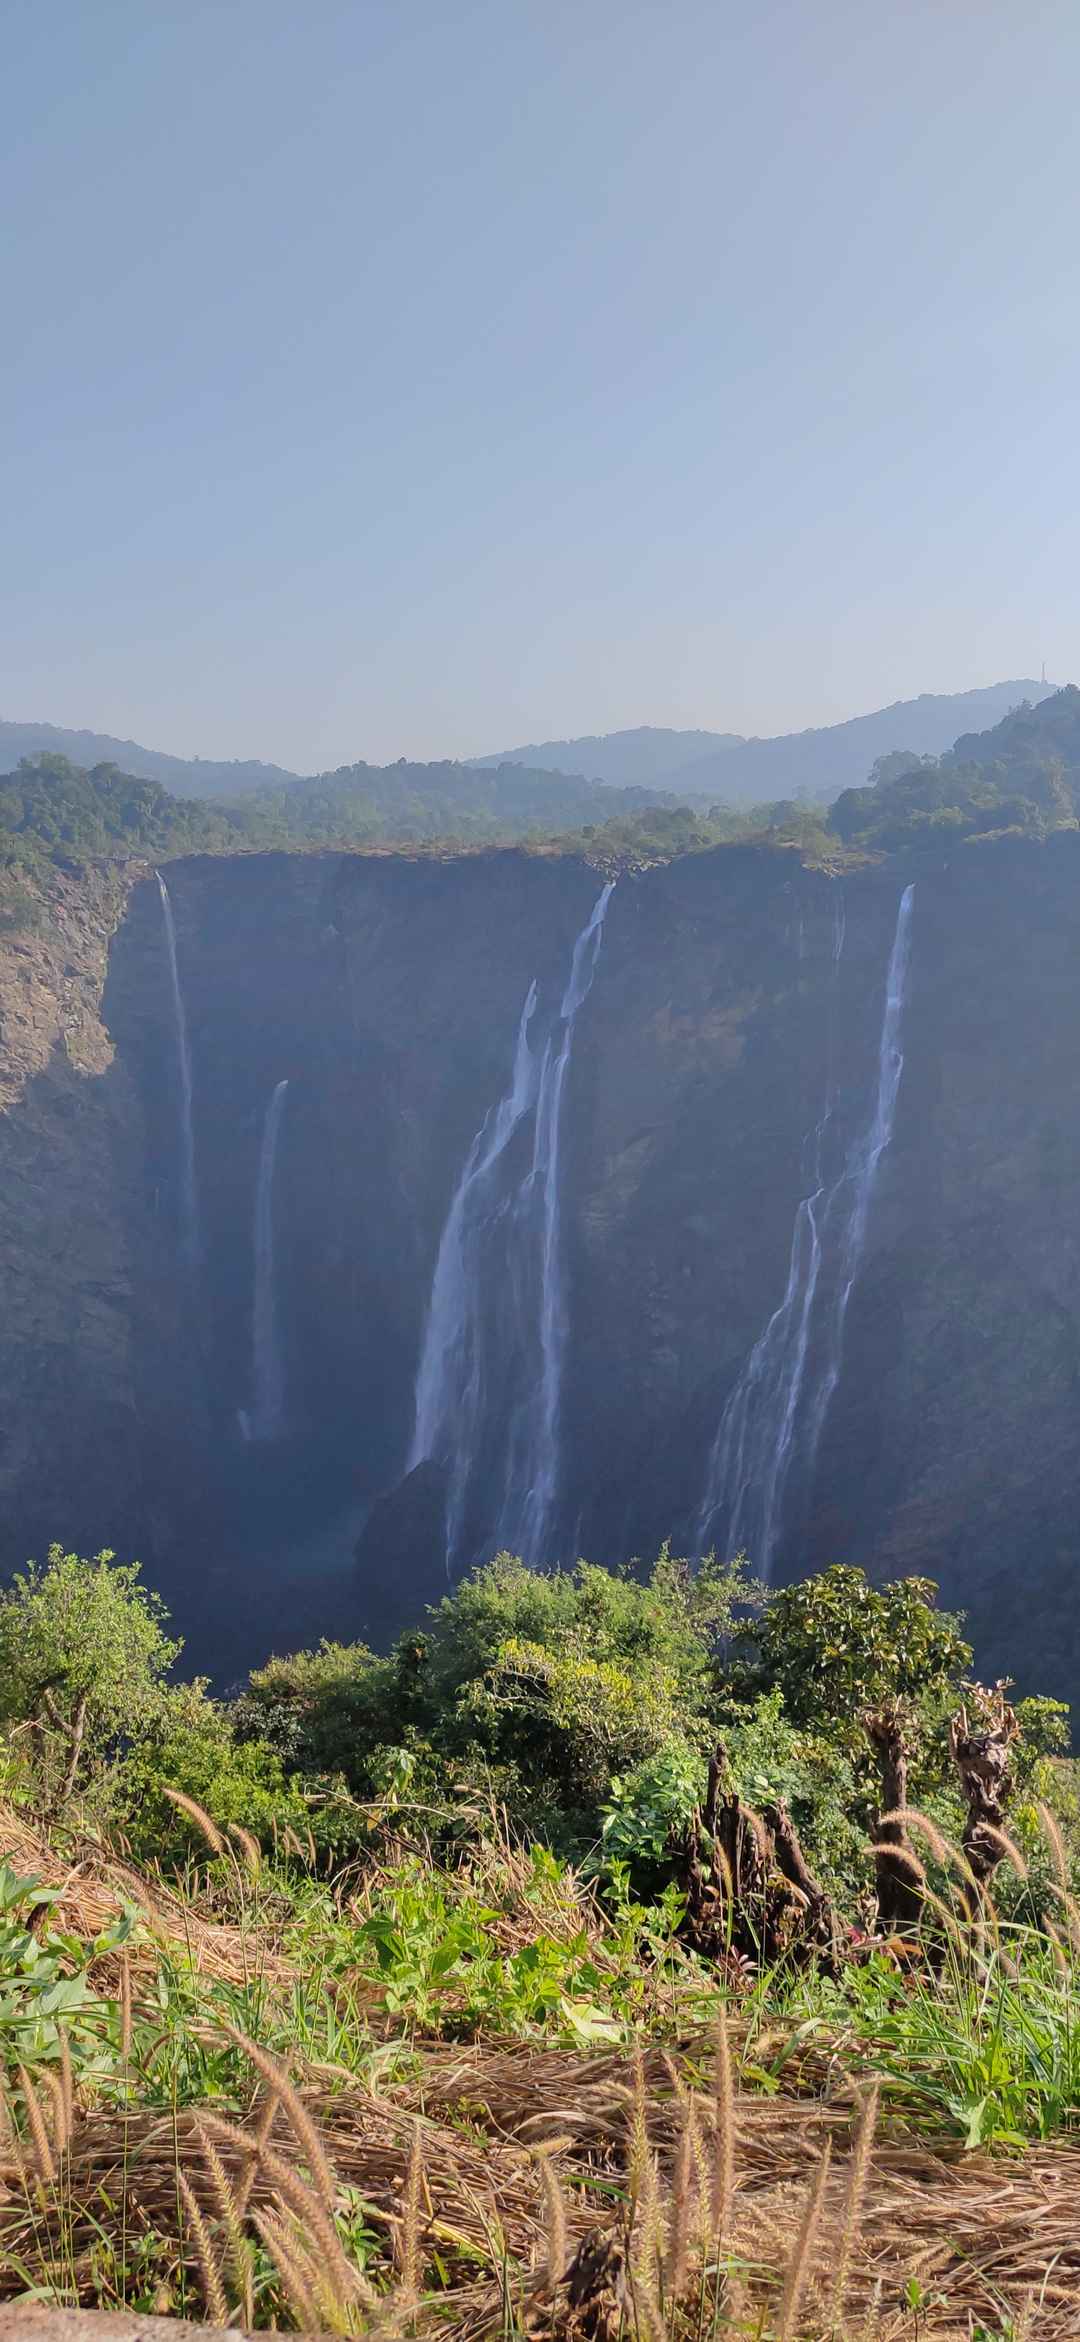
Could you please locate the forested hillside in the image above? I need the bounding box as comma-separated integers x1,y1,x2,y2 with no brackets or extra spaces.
830,685,1080,850
0,754,242,867
5,688,1080,886
481,679,1052,801
0,718,299,796
0,750,691,869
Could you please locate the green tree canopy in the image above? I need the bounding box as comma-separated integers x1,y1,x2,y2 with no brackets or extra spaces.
753,1564,971,1767
0,1546,181,1810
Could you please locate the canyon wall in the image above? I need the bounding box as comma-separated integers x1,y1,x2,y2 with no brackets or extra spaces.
1,838,1078,1696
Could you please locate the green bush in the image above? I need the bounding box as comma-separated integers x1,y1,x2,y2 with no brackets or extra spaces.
114,1680,312,1865
0,1546,181,1814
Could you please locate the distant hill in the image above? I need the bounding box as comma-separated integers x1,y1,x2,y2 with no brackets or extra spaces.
0,752,244,869
234,757,680,843
3,682,1054,810
0,748,688,868
829,685,1080,852
4,687,1080,875
0,720,298,798
471,725,745,787
477,682,1055,805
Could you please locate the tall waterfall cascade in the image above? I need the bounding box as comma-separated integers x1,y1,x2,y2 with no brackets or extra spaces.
697,882,915,1578
409,880,614,1575
408,979,541,1566
156,872,200,1266
238,1078,290,1444
497,878,615,1561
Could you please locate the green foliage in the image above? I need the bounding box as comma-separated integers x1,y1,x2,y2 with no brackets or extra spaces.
754,1564,971,1758
468,1550,738,1833
722,1686,867,1899
232,1637,394,1776
595,1739,705,1891
595,1689,867,1906
115,1679,311,1864
0,749,842,873
825,1928,1080,2148
0,748,738,866
234,1549,753,1854
0,1546,181,1809
0,753,241,867
0,1861,135,2076
829,686,1080,853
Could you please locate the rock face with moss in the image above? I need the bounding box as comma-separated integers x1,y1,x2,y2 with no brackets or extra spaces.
1,835,1080,1695
0,859,146,1561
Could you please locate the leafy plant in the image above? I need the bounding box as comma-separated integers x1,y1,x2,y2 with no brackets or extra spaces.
0,1861,135,2075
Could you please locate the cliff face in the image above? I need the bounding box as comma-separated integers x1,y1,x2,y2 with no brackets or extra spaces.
566,841,1080,1706
1,839,1079,1696
0,862,145,1560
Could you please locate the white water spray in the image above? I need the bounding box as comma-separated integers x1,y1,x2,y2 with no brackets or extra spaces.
697,883,915,1577
499,879,614,1562
239,1079,290,1443
409,980,541,1570
799,881,915,1476
409,880,614,1576
156,872,199,1265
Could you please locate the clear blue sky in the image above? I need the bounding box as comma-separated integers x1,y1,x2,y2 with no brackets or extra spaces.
2,0,1077,770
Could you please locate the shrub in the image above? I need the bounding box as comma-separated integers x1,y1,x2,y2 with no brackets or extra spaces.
0,1546,181,1813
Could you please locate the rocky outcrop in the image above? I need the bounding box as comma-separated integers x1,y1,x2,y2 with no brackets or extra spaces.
2,837,1080,1697
0,860,146,1562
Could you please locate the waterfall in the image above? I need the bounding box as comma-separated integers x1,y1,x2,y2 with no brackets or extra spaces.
409,878,614,1577
498,879,615,1562
697,882,915,1577
156,872,199,1265
239,1079,290,1443
696,890,843,1573
408,979,541,1569
799,880,915,1477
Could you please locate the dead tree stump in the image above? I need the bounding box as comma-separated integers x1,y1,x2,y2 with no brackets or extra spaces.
865,1704,925,1936
950,1681,1019,1917
679,1745,844,1973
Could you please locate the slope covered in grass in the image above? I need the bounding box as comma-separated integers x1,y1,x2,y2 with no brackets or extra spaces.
0,1793,1077,2337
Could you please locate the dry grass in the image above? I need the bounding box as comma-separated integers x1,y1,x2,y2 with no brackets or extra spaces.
0,2022,1075,2336
0,1802,277,1991
0,1799,1075,2333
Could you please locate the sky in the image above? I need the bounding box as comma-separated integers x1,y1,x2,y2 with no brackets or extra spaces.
2,0,1078,771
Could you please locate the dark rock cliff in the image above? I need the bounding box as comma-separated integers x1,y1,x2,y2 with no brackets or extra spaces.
0,838,1078,1697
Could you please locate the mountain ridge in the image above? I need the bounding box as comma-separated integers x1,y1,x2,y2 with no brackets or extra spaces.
474,681,1054,804
0,680,1054,807
0,719,298,797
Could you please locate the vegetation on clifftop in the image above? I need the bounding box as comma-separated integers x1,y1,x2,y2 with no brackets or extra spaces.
0,1542,1075,2331
5,687,1080,879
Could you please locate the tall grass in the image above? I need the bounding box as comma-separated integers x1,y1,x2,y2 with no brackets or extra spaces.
0,1798,1077,2328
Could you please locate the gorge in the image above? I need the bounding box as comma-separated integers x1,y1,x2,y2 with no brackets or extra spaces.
1,836,1079,1699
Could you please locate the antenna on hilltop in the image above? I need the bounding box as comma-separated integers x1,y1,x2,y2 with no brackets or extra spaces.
1042,660,1047,685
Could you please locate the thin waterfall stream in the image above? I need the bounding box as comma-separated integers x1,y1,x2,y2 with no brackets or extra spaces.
239,1078,290,1443
408,979,541,1570
496,878,614,1561
798,880,915,1480
156,872,200,1266
698,882,915,1577
409,880,614,1575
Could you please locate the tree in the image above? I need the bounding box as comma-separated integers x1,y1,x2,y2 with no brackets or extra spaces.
115,1678,312,1864
754,1566,971,1775
234,1549,754,1854
0,1546,181,1812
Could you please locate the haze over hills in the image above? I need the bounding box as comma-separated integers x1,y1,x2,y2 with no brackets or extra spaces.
476,680,1054,804
5,683,1080,877
471,726,745,788
0,680,1055,811
0,718,298,798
